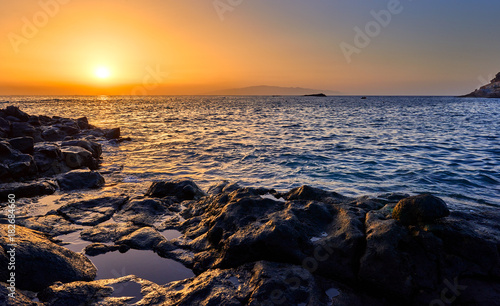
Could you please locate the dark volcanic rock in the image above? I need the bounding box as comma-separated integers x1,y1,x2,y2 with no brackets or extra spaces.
0,225,96,292
83,243,121,256
61,146,98,170
0,180,57,199
117,227,167,250
57,170,105,191
61,139,102,158
8,137,34,154
146,180,205,202
5,106,29,121
392,194,450,225
114,198,173,225
0,282,40,306
18,215,81,236
57,196,127,225
104,127,120,139
38,280,113,305
80,222,140,243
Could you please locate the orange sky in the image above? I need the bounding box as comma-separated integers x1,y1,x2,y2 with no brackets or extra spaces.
1,1,499,95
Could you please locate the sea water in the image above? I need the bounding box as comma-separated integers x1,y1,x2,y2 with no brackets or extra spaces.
2,95,499,208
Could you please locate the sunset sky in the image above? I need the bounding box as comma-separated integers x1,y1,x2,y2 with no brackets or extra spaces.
1,0,499,95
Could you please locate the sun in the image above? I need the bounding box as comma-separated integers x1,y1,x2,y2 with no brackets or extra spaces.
95,67,111,79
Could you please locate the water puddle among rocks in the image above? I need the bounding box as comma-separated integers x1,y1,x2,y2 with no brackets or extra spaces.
109,281,143,304
57,231,91,253
160,229,182,240
91,249,194,285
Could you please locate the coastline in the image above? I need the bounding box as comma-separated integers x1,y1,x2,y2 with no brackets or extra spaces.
1,106,499,305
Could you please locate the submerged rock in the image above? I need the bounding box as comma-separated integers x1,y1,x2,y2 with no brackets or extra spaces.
392,194,450,225
0,225,96,292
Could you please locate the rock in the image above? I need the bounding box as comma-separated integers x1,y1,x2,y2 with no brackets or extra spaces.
0,141,13,156
0,225,96,292
33,143,69,176
284,185,348,202
164,261,329,306
41,126,66,141
462,72,500,98
0,117,11,133
10,122,40,140
206,180,241,195
0,180,57,199
19,214,81,236
392,194,450,225
114,198,173,225
8,136,34,154
4,106,29,121
117,227,166,250
38,280,113,305
61,146,98,170
0,282,39,306
83,243,121,256
76,117,89,130
57,170,105,191
146,180,205,202
57,196,127,226
6,153,37,179
80,222,140,243
62,139,102,158
104,127,120,139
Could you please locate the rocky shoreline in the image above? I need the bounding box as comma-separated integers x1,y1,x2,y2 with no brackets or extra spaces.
1,107,499,305
462,72,500,98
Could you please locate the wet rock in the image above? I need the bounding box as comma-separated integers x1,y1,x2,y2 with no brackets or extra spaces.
83,243,121,256
6,153,37,179
57,170,105,191
0,117,11,134
104,127,120,139
392,194,450,225
0,180,57,200
62,139,102,158
146,180,205,202
58,196,127,226
61,146,98,170
18,215,81,236
117,227,167,250
114,198,173,225
8,137,34,154
80,222,140,243
33,143,68,176
0,141,13,156
0,225,96,292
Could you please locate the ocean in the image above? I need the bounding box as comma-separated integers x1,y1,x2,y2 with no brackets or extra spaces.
2,95,499,209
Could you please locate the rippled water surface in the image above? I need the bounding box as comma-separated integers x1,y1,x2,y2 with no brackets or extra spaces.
2,96,499,208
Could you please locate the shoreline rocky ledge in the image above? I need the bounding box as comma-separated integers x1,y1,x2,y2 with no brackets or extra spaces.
461,72,500,98
1,107,499,305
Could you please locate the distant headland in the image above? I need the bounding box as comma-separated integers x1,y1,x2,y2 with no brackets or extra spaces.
462,72,500,98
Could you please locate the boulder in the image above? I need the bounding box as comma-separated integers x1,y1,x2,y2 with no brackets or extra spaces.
33,143,69,176
57,170,105,191
145,180,205,202
392,194,449,225
41,126,66,141
8,137,34,154
19,214,81,236
83,243,121,256
0,225,96,292
0,282,39,306
62,139,102,158
117,227,166,250
4,106,29,121
10,122,40,139
61,146,97,170
76,117,89,130
57,196,127,226
38,281,113,305
6,153,37,179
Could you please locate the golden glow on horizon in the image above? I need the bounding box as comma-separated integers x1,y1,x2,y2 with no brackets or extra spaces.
95,67,111,79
